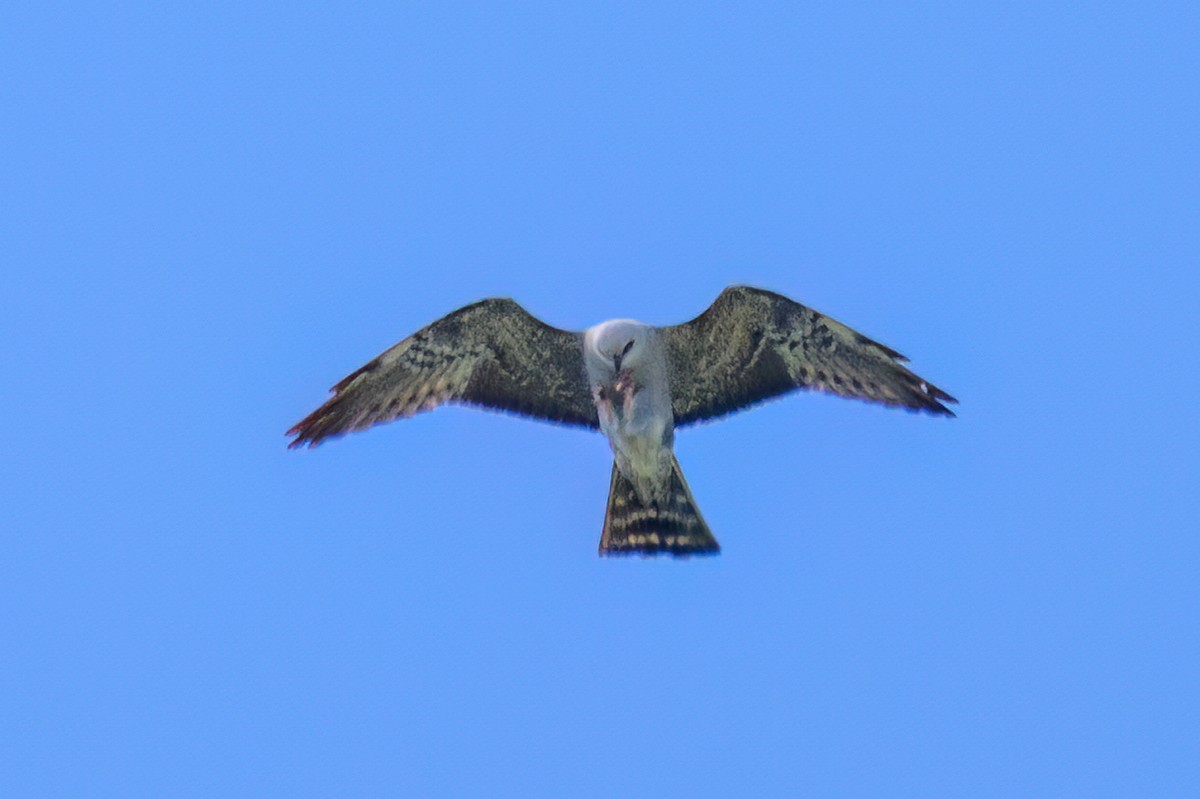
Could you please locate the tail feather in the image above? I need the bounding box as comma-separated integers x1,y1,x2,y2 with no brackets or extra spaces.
599,455,720,557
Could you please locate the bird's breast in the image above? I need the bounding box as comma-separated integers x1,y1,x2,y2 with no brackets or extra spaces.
594,375,673,488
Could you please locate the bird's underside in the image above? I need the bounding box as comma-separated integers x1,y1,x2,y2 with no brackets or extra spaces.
288,285,957,557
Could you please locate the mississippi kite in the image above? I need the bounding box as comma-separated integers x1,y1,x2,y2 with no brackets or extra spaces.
288,286,956,556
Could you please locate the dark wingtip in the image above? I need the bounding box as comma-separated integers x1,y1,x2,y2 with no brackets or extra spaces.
917,393,957,418
286,414,331,449
926,384,959,416
285,427,313,449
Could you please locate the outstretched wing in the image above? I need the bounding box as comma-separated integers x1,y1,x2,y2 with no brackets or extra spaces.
663,286,957,426
288,298,598,447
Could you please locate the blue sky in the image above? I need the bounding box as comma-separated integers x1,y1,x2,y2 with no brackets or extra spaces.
4,2,1197,796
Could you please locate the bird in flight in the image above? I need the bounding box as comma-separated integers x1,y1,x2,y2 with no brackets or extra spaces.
288,286,956,556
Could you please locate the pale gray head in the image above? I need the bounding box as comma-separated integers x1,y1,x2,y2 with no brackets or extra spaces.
584,319,652,376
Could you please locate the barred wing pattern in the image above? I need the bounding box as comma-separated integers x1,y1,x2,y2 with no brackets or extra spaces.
288,299,598,448
663,286,957,426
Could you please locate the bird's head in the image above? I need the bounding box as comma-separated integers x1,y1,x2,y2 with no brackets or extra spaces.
584,319,650,377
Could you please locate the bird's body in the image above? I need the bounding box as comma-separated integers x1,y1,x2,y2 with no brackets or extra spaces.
289,286,956,556
583,320,674,505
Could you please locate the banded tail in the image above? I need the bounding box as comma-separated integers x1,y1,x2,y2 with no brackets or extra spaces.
599,455,720,557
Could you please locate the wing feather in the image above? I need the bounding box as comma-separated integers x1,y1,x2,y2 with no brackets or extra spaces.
663,286,957,426
288,299,597,447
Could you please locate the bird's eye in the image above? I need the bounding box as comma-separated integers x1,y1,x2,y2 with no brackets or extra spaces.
622,340,635,355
